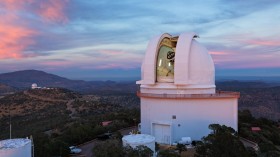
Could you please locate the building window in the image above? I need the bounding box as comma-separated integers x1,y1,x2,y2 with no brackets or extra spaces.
172,115,176,119
156,38,175,82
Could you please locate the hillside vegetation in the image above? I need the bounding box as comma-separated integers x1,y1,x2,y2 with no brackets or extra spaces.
217,81,280,121
239,110,280,156
0,88,140,156
0,83,16,96
0,88,80,137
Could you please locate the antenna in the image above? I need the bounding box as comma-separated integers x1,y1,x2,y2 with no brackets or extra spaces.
30,135,34,157
9,104,12,139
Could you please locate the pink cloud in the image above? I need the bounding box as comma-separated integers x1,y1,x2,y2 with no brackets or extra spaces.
211,49,280,69
0,15,37,59
0,0,68,23
207,36,280,69
0,0,33,10
0,0,68,59
209,51,229,55
222,59,280,69
34,0,69,23
245,39,280,46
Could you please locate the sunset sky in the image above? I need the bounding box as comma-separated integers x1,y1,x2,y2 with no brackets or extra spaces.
0,0,280,80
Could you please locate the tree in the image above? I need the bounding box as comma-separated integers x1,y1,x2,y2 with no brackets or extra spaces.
114,131,123,140
176,143,187,155
155,142,160,152
134,145,153,157
93,139,124,157
123,145,154,157
48,139,69,157
158,149,180,157
123,145,138,157
239,110,254,123
191,140,197,146
93,139,153,157
195,124,250,157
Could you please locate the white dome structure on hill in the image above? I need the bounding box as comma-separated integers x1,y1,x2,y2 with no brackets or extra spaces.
31,83,38,89
137,32,239,144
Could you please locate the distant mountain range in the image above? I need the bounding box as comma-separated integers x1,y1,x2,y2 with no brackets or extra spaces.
216,76,280,83
0,70,280,120
1,69,280,96
0,70,137,94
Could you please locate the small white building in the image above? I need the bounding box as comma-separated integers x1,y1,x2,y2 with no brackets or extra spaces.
31,83,43,89
122,134,155,157
0,138,32,157
137,32,239,144
31,83,38,89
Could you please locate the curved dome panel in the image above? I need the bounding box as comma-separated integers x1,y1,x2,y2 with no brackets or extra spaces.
174,32,197,84
174,32,215,87
140,33,171,85
188,40,215,86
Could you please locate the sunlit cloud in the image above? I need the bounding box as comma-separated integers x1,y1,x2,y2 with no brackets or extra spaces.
0,0,68,59
0,14,37,59
33,0,68,23
209,51,230,55
0,0,280,78
245,39,280,46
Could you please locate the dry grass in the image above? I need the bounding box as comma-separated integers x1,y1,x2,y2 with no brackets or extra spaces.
159,144,196,157
181,148,195,157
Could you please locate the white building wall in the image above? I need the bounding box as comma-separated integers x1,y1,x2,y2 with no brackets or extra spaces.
141,97,238,143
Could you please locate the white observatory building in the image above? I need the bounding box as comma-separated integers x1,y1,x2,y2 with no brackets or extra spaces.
137,32,240,144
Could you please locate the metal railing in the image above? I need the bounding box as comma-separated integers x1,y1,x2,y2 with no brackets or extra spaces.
137,91,240,99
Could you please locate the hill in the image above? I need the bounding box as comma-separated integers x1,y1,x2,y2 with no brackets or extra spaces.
1,70,279,121
0,88,80,137
0,70,88,90
216,80,270,89
0,88,140,156
217,81,280,121
0,70,137,94
0,88,139,138
239,110,280,156
0,83,16,96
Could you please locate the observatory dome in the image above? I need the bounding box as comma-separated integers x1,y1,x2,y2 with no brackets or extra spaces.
138,32,215,94
31,83,38,89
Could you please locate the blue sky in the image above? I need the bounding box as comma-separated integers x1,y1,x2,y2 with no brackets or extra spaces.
0,0,280,80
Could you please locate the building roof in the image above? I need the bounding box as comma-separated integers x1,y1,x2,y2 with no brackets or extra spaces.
101,121,112,126
122,134,155,144
0,138,31,150
251,127,261,131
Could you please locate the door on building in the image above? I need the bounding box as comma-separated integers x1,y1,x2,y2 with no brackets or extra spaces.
152,123,171,144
